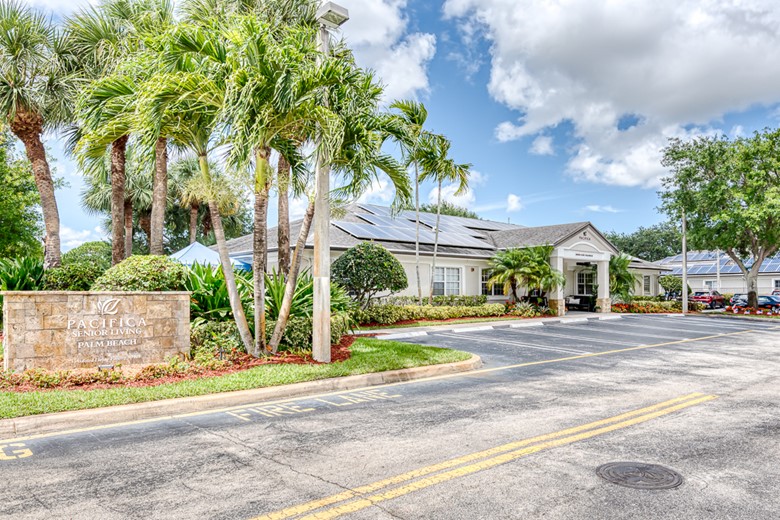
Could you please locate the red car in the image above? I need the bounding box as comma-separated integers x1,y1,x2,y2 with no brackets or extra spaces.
691,290,726,309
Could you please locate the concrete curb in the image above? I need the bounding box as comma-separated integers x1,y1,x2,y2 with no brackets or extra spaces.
0,355,482,441
373,315,622,340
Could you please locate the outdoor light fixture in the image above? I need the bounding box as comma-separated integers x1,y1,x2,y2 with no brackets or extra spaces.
316,2,349,29
312,1,349,363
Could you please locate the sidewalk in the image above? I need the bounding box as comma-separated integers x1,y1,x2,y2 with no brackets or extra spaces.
356,312,617,340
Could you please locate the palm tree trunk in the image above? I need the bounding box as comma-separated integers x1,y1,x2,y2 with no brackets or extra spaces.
149,137,168,255
109,136,128,265
277,155,291,277
139,212,151,245
253,147,272,356
123,198,133,258
189,202,199,244
10,110,61,268
428,180,443,305
198,154,253,352
269,199,315,353
414,163,422,304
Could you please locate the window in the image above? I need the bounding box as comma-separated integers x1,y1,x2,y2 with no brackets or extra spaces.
774,279,780,291
577,271,595,295
643,275,652,296
433,267,461,296
704,280,716,290
481,269,503,296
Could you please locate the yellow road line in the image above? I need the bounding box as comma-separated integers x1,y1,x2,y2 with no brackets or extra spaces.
3,325,761,444
252,393,713,520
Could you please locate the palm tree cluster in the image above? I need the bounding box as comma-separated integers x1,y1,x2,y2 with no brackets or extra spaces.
487,245,566,303
0,0,473,358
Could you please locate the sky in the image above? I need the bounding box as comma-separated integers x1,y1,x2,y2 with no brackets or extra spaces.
22,0,780,250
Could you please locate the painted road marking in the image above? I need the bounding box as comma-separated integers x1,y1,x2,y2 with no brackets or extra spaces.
226,390,402,422
0,443,33,461
508,328,637,347
552,323,690,341
250,393,717,520
633,315,777,330
578,320,726,336
435,332,589,355
3,325,775,445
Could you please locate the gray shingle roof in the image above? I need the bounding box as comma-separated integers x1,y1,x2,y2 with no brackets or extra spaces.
488,222,591,249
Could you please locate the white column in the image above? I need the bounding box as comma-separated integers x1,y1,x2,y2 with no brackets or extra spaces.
550,254,565,316
597,259,610,313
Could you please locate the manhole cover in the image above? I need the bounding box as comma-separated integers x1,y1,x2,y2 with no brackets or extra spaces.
596,462,683,490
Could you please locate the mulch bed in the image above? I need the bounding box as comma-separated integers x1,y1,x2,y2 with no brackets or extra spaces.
1,336,355,393
359,315,537,328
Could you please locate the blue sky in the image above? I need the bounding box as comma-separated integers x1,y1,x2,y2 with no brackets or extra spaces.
24,0,780,249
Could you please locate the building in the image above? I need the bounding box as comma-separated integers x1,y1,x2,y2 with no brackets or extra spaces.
223,204,668,315
658,251,780,294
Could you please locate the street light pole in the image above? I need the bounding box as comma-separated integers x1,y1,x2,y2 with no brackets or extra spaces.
312,2,349,363
682,209,688,314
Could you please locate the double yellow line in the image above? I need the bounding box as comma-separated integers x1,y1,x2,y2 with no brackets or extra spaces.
252,392,716,520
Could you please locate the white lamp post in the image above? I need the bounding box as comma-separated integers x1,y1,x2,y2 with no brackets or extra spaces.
312,2,349,363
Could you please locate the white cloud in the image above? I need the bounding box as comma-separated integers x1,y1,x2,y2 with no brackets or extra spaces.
428,183,476,208
289,197,309,221
444,0,780,187
61,226,106,251
341,0,437,101
506,193,522,212
529,135,554,156
584,205,622,214
357,178,395,205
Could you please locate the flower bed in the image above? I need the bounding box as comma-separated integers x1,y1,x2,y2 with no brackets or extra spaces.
724,306,780,316
611,301,701,313
0,337,354,392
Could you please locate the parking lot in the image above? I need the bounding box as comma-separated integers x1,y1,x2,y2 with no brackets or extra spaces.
3,314,780,519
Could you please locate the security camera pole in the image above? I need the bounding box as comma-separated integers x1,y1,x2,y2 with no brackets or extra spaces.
312,2,349,362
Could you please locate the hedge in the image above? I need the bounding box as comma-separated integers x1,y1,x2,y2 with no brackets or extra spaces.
612,301,703,313
382,295,488,307
92,255,187,292
352,303,506,325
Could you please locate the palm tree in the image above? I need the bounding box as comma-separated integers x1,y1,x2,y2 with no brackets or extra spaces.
0,1,74,268
69,0,174,261
389,100,432,304
610,253,638,302
137,20,254,353
487,249,527,301
418,134,471,304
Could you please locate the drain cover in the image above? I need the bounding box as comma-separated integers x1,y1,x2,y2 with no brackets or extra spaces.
596,462,683,490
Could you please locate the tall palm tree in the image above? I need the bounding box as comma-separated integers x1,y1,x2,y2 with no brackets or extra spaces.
418,134,471,304
138,20,254,353
0,1,74,268
388,100,434,304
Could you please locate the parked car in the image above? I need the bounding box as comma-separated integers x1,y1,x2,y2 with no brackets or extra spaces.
730,294,747,305
731,296,780,311
773,290,780,296
691,290,726,309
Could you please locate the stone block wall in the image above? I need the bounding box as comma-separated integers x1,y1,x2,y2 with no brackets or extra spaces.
2,291,190,372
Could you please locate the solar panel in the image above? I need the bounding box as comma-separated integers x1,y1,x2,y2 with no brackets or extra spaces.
357,213,416,230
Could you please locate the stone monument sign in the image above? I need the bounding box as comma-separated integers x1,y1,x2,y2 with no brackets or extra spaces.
2,291,190,372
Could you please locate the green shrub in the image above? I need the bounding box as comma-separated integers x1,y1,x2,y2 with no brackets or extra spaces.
62,241,112,271
382,295,488,307
265,312,351,351
43,263,106,291
92,255,188,292
352,303,506,326
659,275,691,296
612,300,703,313
332,242,408,308
190,318,245,356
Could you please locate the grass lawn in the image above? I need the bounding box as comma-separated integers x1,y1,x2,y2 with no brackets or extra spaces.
357,315,537,331
0,337,471,420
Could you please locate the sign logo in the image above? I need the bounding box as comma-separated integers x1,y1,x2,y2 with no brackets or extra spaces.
96,298,121,316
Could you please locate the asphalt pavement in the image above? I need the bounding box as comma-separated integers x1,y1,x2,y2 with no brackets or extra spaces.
2,314,779,519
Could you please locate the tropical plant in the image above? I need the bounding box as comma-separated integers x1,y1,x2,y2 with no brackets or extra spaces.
418,134,471,304
0,131,42,259
331,242,408,309
609,253,639,302
43,262,106,291
0,256,45,321
185,262,252,322
265,269,353,321
488,246,565,301
62,241,113,271
0,1,76,268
